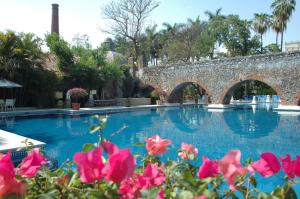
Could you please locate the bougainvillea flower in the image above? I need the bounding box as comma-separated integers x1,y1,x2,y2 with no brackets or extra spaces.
145,135,172,155
198,156,219,179
102,149,136,183
178,142,198,160
119,174,142,199
0,152,26,197
295,156,300,177
18,148,47,178
139,164,166,189
102,141,119,156
280,154,296,178
73,147,105,183
156,189,165,199
196,196,207,199
218,150,247,188
252,152,280,177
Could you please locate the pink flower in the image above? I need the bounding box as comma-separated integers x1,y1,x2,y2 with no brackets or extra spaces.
139,164,166,189
119,174,142,199
73,147,105,183
196,196,207,199
280,154,300,178
295,156,300,177
0,152,26,197
102,141,119,156
178,143,198,160
156,189,164,199
198,156,219,179
145,135,172,155
252,152,280,177
280,154,296,178
103,148,136,183
218,150,247,188
18,148,47,178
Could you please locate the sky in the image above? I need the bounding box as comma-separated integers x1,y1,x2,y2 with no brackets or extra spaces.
0,0,299,49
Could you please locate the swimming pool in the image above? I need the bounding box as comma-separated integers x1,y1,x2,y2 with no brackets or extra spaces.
1,104,300,193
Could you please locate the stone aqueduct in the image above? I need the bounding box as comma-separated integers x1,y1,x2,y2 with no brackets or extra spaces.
138,51,300,105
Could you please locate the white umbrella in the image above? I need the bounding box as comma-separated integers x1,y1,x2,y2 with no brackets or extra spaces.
0,79,22,88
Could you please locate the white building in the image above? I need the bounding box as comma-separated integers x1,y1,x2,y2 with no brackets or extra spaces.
285,41,300,52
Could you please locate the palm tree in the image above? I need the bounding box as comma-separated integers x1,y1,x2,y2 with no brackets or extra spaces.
252,13,271,53
271,16,283,46
205,8,223,21
271,0,296,51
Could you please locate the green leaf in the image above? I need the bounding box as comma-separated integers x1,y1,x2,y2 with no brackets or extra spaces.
82,143,95,152
179,190,194,199
250,176,257,188
285,187,297,199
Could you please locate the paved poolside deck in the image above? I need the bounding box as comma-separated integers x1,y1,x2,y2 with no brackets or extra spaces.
0,129,45,153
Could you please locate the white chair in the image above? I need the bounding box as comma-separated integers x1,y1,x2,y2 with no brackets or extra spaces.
5,99,15,111
0,99,4,112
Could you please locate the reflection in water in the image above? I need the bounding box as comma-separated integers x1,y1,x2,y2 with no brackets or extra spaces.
223,106,280,138
167,105,211,133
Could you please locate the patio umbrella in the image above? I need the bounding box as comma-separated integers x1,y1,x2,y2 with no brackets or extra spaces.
0,79,22,88
0,79,22,103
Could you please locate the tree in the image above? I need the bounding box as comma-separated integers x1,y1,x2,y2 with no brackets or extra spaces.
205,8,226,58
271,0,296,51
252,13,271,53
271,16,283,46
102,0,159,63
222,15,260,56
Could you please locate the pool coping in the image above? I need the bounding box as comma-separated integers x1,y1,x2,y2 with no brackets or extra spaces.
0,129,45,153
0,103,204,117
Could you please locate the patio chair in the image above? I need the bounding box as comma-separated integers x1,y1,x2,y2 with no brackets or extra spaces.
0,99,4,112
5,99,15,111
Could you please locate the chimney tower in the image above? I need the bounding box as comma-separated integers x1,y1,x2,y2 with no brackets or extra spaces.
51,4,59,35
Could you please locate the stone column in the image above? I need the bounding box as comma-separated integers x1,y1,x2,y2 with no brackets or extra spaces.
51,4,59,35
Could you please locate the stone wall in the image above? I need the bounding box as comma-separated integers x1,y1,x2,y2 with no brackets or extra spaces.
116,98,151,106
139,51,300,105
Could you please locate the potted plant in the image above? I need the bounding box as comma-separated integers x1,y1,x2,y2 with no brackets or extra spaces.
68,88,88,110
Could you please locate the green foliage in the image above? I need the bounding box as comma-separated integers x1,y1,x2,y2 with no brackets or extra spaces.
0,31,59,107
265,43,281,53
222,15,260,57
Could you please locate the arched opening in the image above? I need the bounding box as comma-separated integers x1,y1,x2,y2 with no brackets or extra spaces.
168,82,209,104
222,80,279,104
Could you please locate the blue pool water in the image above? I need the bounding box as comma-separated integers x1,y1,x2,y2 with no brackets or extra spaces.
1,104,300,194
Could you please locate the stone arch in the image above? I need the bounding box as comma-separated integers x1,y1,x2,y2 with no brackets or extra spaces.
219,75,285,104
168,80,212,103
139,81,166,101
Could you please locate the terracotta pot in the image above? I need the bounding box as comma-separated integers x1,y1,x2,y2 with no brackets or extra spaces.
72,103,81,110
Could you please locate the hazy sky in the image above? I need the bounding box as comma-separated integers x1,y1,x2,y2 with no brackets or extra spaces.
0,0,299,48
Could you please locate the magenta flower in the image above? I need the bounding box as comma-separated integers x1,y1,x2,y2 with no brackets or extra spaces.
280,154,300,178
198,156,219,179
156,189,165,199
138,164,166,189
73,147,105,183
252,152,280,177
145,135,172,155
102,148,136,183
18,148,47,178
178,142,198,160
119,174,142,199
218,150,247,189
0,152,26,197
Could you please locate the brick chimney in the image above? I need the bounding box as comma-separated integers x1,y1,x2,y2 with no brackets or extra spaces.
51,4,59,35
